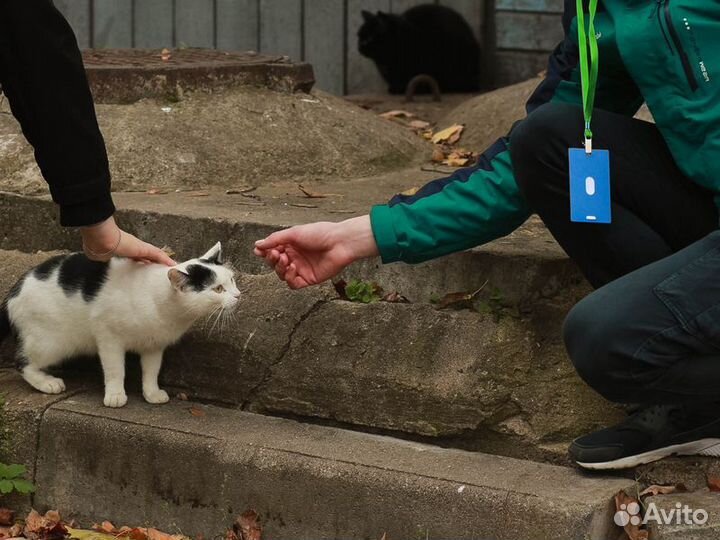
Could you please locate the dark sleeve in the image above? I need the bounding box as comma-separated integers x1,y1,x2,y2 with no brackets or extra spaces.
0,0,115,227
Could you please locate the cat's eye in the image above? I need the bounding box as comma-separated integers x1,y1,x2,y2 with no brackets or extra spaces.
213,285,225,294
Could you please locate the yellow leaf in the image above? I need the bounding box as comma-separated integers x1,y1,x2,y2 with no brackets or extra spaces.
431,124,464,145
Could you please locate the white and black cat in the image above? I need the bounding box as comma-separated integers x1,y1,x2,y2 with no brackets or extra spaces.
0,242,240,407
358,5,481,94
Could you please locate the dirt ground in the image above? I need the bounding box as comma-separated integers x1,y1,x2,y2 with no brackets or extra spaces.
0,86,431,196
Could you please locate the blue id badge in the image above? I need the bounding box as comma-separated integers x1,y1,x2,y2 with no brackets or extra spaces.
569,148,611,224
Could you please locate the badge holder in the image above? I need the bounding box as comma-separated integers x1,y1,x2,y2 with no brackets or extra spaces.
568,0,611,224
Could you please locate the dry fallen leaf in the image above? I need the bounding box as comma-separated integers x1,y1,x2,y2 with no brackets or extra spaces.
333,280,348,300
614,491,649,540
431,148,446,163
398,186,420,197
146,189,168,195
0,510,14,527
708,476,720,492
383,292,410,304
379,110,414,119
408,120,430,130
176,393,189,401
189,406,206,417
233,511,261,540
639,484,687,497
24,510,67,540
431,124,464,145
435,282,488,311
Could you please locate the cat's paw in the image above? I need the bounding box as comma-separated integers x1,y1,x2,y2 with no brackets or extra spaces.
143,389,170,405
103,392,128,408
37,377,66,395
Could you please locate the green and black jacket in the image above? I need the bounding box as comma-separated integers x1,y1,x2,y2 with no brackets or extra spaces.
370,0,719,263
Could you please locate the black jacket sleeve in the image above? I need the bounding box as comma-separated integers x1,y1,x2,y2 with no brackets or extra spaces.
0,0,115,226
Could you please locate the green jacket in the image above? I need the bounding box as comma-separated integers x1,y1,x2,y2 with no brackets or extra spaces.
370,0,719,264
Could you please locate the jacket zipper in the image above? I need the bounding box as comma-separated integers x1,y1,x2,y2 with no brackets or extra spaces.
660,0,699,91
654,0,674,54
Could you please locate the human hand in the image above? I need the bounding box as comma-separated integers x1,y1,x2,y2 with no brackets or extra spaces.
254,215,379,289
81,216,176,266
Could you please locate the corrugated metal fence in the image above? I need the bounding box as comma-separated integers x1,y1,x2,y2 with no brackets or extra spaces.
54,0,490,95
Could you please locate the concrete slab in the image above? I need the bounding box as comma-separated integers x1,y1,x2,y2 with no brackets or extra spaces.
34,390,634,539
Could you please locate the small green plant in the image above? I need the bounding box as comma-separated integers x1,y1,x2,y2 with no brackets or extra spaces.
0,463,35,495
344,279,383,304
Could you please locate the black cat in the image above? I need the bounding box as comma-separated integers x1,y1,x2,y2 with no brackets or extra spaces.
358,5,481,94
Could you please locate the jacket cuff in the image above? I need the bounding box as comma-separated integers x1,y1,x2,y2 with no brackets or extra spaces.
369,204,402,264
59,190,116,227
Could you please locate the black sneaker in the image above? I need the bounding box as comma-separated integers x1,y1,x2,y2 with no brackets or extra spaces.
569,405,720,470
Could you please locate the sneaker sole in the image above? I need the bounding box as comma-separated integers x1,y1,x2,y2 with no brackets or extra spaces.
576,438,720,470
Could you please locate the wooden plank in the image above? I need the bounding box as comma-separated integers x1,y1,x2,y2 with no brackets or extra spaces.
439,0,485,41
390,0,432,13
134,0,174,48
495,11,563,51
54,0,91,48
175,0,215,48
259,0,302,59
217,0,259,51
496,0,564,12
493,50,549,87
304,0,344,94
346,0,391,94
93,0,133,48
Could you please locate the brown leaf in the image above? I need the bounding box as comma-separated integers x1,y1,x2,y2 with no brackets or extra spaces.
431,124,464,145
639,484,687,497
708,476,720,492
431,148,446,163
614,491,648,540
146,189,168,195
189,406,206,417
382,292,410,304
379,110,414,119
160,48,172,62
408,120,430,130
435,283,487,311
332,280,348,300
94,522,115,534
233,511,261,540
176,393,189,401
0,510,14,527
146,528,174,540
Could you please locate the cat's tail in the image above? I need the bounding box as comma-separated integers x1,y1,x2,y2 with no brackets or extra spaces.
0,301,11,344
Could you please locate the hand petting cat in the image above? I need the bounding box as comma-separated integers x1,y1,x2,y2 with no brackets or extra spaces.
81,216,176,266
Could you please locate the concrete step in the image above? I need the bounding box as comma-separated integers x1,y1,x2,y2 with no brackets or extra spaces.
0,244,619,464
0,190,582,305
0,372,633,540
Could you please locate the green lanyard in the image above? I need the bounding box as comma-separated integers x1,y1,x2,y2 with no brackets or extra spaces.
576,0,599,153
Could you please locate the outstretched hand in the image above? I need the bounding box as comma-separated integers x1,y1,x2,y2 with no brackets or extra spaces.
254,215,379,289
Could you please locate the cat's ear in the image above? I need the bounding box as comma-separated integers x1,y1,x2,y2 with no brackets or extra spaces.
361,9,374,22
200,242,223,265
168,268,190,292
